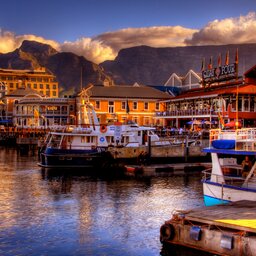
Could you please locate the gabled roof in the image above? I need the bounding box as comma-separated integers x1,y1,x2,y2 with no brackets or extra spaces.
6,87,45,97
86,85,171,100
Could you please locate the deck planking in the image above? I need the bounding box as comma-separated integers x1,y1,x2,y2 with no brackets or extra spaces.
184,200,256,233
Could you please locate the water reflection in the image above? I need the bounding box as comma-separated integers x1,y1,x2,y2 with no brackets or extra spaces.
0,147,210,256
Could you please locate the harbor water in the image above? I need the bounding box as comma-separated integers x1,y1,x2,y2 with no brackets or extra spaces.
0,147,212,256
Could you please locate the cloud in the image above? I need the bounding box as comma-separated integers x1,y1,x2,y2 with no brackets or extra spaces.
1,12,256,63
185,12,256,45
0,29,60,53
94,26,197,52
60,38,116,64
59,26,196,63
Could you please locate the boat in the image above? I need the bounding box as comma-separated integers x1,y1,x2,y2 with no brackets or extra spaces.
38,87,204,168
38,103,112,169
202,128,256,206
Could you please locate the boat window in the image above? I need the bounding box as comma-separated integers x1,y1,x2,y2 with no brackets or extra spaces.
81,136,91,143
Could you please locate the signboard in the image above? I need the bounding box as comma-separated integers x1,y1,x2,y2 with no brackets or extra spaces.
202,63,238,84
114,123,122,142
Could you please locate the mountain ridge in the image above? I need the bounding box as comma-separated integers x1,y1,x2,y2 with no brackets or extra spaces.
1,41,256,94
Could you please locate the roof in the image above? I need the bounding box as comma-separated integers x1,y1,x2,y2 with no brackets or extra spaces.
170,81,256,101
6,87,45,97
87,85,171,100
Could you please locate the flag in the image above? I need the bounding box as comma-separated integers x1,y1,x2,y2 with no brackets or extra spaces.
208,56,213,69
235,48,239,64
126,99,130,114
201,58,205,71
225,50,229,65
218,53,222,67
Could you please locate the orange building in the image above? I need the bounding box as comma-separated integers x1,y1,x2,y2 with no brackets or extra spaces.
0,67,59,98
82,84,170,126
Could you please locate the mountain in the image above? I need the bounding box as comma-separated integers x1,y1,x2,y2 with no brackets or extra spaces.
101,44,256,85
0,40,113,94
1,40,256,93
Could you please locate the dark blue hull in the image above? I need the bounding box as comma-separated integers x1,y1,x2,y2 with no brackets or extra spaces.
39,147,110,168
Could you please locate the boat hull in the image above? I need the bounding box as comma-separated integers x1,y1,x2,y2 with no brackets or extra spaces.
203,181,256,206
39,147,111,168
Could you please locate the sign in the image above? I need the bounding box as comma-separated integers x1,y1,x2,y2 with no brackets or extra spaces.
202,63,237,84
114,124,122,142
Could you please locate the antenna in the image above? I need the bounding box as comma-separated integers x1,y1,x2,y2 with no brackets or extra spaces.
80,67,83,91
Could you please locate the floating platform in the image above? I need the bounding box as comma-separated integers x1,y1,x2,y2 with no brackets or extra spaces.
124,162,211,176
160,200,256,255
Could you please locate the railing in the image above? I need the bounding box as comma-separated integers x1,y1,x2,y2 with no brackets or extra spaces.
202,169,245,187
209,128,256,151
155,109,216,117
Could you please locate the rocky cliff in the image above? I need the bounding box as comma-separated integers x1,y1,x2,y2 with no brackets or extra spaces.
101,44,256,85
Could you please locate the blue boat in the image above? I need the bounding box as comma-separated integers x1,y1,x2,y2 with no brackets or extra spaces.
202,128,256,206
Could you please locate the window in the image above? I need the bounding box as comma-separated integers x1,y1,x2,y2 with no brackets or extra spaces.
133,101,138,110
144,102,149,110
46,84,50,89
53,91,56,96
155,102,160,110
10,83,14,88
108,101,114,113
33,84,37,89
53,84,57,89
40,84,43,89
95,101,100,109
121,101,126,110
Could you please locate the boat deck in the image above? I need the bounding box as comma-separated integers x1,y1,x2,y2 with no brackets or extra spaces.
160,200,256,255
185,200,256,233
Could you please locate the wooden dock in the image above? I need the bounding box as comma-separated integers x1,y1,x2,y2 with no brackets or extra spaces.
160,200,256,255
124,162,211,176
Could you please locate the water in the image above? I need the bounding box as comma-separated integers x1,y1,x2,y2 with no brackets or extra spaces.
0,147,210,256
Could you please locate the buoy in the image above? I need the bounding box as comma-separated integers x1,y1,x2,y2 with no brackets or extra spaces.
100,125,107,133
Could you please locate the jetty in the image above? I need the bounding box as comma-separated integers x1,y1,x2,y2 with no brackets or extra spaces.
160,200,256,256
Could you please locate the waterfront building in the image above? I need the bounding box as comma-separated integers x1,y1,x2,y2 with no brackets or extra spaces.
4,83,169,128
80,84,170,126
12,88,75,128
0,67,59,98
155,64,256,128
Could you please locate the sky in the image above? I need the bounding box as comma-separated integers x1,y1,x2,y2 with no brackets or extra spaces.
0,0,256,63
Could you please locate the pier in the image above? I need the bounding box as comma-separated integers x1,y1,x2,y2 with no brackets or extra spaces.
160,200,256,256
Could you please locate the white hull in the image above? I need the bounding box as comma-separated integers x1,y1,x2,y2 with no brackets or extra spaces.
203,181,256,205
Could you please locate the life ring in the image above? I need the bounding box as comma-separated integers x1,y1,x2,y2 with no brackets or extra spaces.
160,223,175,242
100,125,107,133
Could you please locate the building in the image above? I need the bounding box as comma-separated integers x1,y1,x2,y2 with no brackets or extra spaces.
0,67,59,98
164,69,202,93
155,65,256,128
2,83,169,128
83,84,170,126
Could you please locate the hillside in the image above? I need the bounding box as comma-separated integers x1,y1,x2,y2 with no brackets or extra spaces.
0,40,113,94
101,44,256,85
1,41,256,92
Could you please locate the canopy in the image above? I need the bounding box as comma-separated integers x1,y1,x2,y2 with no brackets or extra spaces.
187,120,201,125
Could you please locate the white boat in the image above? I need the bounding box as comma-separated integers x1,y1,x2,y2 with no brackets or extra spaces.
38,100,173,168
202,128,256,206
38,103,111,168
